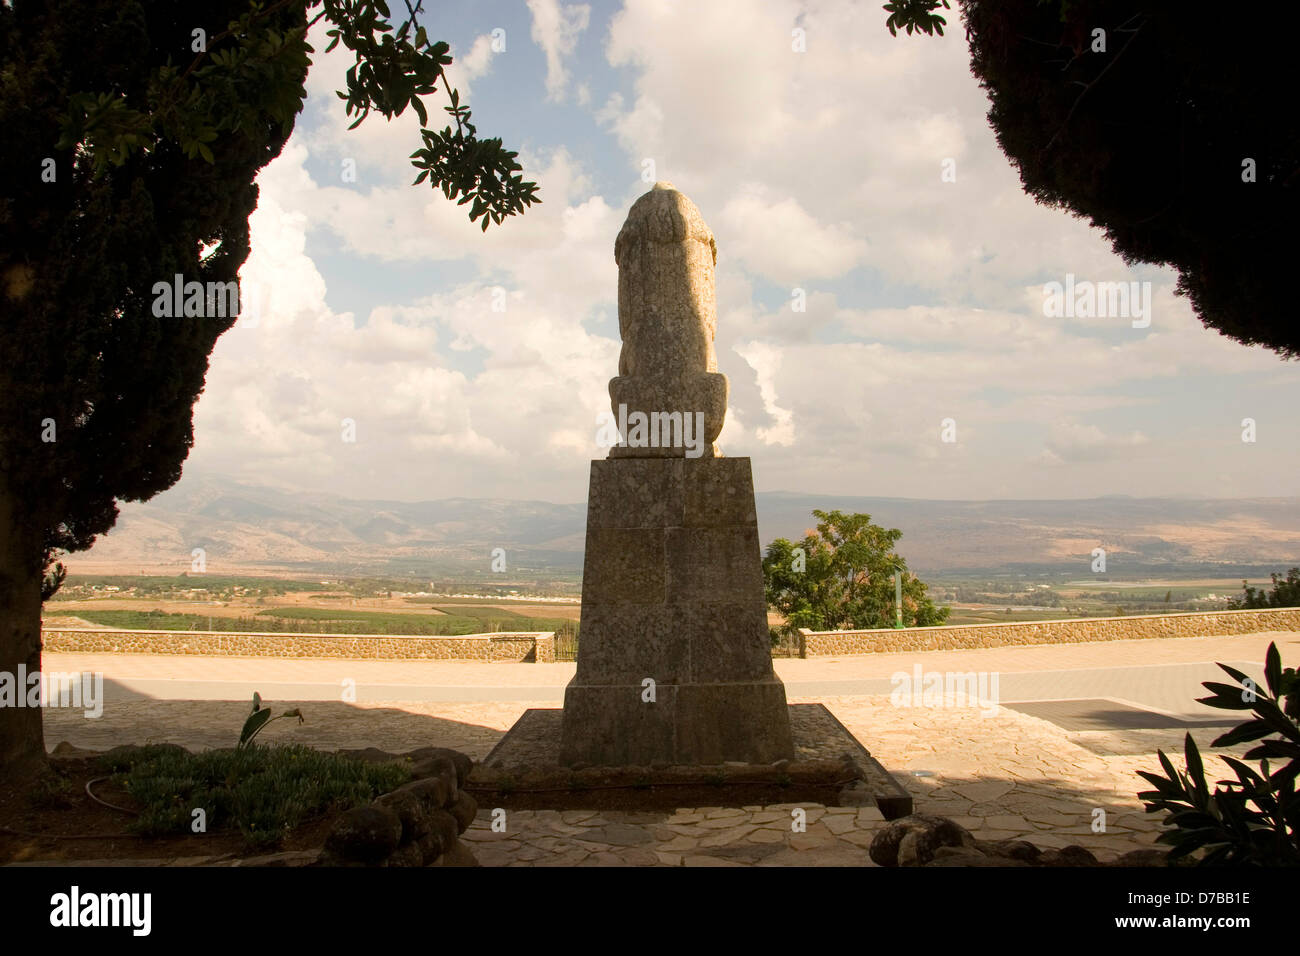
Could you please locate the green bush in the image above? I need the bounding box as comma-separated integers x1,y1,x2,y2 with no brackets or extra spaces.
1229,568,1300,610
1137,642,1300,865
100,744,411,849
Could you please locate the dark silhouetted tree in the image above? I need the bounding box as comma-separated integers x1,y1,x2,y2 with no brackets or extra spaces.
0,0,538,777
886,0,1299,357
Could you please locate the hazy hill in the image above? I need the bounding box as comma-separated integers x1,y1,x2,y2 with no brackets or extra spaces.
70,475,1300,578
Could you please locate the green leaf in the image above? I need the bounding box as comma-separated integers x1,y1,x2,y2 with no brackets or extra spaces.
1197,682,1256,709
1265,642,1283,697
239,708,271,747
1211,719,1274,748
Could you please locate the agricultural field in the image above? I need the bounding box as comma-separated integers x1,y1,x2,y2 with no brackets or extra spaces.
924,573,1270,625
44,574,581,640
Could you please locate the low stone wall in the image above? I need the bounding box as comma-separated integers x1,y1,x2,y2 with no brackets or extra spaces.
40,628,556,662
798,608,1300,657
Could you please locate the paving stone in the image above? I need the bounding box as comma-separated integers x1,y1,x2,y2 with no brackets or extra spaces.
788,828,836,850
982,814,1030,830
657,835,699,852
699,824,758,847
699,816,755,829
544,823,590,836
656,851,683,866
693,843,787,863
662,823,709,837
839,830,877,849
578,852,627,867
617,848,662,866
682,855,747,867
824,814,860,835
1022,809,1081,827
704,808,748,820
560,810,599,824
755,845,871,867
746,828,786,844
855,807,885,824
587,823,656,846
969,829,1025,842
952,782,1013,804
472,847,519,866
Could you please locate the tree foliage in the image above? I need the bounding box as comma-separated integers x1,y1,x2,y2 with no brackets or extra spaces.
1,0,537,586
0,0,536,773
762,510,949,642
1230,568,1300,611
886,0,1300,358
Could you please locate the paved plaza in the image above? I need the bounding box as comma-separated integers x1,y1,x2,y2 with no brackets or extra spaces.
37,631,1296,866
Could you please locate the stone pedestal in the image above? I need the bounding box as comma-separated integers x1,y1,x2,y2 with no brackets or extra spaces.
558,456,795,766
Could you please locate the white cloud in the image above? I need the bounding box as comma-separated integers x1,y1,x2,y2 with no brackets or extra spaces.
1040,423,1151,465
163,0,1300,506
527,0,591,101
734,341,796,446
719,187,869,284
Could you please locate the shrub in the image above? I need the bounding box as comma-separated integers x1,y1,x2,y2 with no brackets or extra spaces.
1137,642,1300,865
101,744,411,849
1229,568,1300,610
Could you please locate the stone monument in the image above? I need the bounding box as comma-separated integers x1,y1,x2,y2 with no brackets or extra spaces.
558,182,796,767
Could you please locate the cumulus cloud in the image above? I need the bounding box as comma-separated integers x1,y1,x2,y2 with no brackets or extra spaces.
160,0,1299,506
527,0,591,101
1040,423,1151,465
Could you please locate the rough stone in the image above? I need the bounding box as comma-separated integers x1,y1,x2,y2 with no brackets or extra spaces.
384,842,426,868
373,788,432,843
1038,845,1100,867
431,843,480,867
1114,848,1170,867
447,791,478,835
397,774,452,812
424,810,462,863
323,805,403,864
870,814,975,867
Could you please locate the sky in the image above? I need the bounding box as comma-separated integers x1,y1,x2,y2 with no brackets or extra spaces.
176,0,1300,505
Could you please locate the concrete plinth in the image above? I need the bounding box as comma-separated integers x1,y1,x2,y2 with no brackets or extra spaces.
558,456,795,766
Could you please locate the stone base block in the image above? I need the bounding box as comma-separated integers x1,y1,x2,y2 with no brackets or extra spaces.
559,678,794,766
559,456,795,767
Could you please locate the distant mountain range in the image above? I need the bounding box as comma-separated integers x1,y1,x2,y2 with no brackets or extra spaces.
70,474,1300,579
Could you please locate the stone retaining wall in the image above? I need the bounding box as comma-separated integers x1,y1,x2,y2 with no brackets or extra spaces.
798,608,1300,657
40,628,556,662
